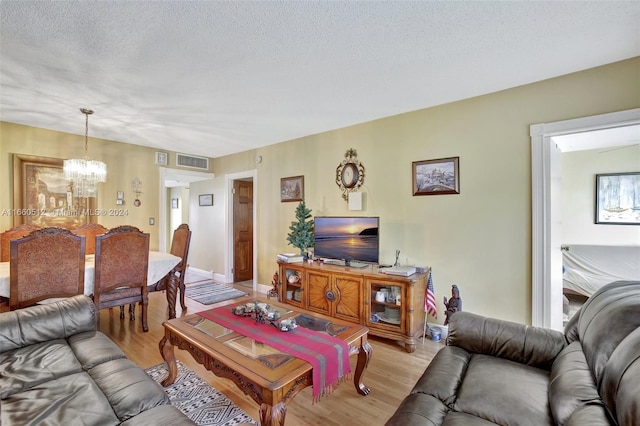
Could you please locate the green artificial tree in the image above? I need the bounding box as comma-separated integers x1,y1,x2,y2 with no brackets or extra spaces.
287,200,314,257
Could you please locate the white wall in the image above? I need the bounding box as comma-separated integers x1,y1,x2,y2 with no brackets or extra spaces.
562,145,640,245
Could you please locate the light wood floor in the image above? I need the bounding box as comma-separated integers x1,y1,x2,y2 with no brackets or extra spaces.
98,286,443,426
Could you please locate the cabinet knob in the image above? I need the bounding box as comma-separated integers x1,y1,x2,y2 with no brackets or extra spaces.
325,290,336,302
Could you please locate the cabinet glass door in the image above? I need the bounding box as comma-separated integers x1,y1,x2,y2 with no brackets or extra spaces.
370,282,402,327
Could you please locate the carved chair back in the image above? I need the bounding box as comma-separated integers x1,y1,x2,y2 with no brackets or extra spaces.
168,223,191,310
9,227,85,310
1,224,42,262
94,225,150,331
72,223,108,255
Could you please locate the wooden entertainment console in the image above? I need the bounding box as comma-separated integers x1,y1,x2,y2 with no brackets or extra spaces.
277,260,428,353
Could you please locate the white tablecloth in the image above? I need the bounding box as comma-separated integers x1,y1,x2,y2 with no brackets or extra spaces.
0,251,180,298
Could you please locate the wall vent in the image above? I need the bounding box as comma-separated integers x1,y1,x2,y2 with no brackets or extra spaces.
176,153,209,170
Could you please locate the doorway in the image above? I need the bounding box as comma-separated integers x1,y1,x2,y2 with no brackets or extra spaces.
530,108,640,330
158,167,214,252
225,170,258,291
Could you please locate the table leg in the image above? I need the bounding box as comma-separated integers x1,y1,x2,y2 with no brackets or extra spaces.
165,272,178,319
159,336,178,387
259,402,286,426
354,338,372,396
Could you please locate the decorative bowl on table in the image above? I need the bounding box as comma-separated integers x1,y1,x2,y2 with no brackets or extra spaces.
273,318,297,332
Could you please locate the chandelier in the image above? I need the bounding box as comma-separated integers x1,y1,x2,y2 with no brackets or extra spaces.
63,108,107,198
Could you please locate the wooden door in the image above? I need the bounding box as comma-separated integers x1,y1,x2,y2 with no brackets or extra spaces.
233,179,253,282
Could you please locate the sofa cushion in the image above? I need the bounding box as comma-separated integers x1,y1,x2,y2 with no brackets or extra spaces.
0,339,83,399
0,371,120,426
454,354,552,426
577,281,640,385
549,341,601,425
89,358,169,421
411,346,469,407
0,295,96,352
565,403,614,426
68,331,127,370
600,326,640,425
447,311,566,370
385,392,449,426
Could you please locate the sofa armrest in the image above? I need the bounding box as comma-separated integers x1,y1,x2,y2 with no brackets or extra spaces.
447,311,567,370
0,295,96,353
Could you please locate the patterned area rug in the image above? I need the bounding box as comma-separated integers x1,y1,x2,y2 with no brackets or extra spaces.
146,361,257,426
185,281,248,305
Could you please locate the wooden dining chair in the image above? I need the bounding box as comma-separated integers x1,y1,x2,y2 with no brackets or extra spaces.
72,223,108,255
1,224,41,262
8,227,85,311
166,223,192,310
94,225,150,332
145,224,191,315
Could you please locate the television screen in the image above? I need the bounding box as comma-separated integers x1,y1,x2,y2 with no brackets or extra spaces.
313,216,379,264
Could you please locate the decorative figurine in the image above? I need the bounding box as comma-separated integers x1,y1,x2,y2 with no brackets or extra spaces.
443,284,462,325
267,271,279,300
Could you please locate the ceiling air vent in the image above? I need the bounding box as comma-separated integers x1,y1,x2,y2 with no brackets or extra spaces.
176,153,209,170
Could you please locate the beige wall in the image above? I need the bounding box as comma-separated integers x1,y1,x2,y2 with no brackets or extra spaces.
201,57,639,325
1,57,638,325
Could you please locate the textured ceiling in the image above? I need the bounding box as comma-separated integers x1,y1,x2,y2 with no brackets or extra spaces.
1,1,639,159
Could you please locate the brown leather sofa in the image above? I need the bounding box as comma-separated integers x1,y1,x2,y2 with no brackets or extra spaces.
0,295,194,425
386,280,640,426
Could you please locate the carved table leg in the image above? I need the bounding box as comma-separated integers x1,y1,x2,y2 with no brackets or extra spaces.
165,272,178,319
354,338,372,396
159,336,178,387
260,402,286,426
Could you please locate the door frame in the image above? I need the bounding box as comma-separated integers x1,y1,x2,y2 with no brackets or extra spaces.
225,169,258,291
530,108,640,330
158,167,214,251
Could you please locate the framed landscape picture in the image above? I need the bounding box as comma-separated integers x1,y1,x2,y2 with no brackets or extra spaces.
280,175,304,202
12,154,96,228
412,156,460,196
595,172,640,225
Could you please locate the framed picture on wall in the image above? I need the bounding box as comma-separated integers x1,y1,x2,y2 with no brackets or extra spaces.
412,156,460,196
199,194,213,206
280,175,304,202
12,154,96,228
171,198,179,209
595,172,640,225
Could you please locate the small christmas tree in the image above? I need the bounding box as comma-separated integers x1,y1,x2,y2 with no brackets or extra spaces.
287,200,314,256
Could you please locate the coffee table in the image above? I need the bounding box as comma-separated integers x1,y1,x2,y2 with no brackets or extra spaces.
159,296,372,426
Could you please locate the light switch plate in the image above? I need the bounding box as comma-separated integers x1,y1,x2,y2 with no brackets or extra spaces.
149,217,155,225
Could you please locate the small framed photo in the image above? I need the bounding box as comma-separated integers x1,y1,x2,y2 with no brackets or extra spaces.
199,194,214,206
412,156,460,196
596,172,640,225
280,175,304,202
171,198,179,209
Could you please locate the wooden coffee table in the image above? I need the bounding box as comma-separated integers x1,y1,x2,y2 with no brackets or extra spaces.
159,296,372,426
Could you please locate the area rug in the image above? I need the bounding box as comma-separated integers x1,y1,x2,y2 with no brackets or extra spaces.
146,361,257,426
185,281,248,305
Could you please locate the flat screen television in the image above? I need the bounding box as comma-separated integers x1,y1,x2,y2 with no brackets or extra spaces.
313,216,379,266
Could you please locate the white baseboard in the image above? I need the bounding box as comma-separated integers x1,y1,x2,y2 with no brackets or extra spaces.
186,267,213,279
213,272,228,283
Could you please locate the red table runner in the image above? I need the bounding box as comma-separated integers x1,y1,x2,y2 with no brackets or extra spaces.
198,306,351,402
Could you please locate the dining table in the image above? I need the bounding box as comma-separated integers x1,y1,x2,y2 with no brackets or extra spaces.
0,251,182,318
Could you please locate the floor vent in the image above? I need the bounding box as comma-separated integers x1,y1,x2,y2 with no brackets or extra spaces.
176,153,209,170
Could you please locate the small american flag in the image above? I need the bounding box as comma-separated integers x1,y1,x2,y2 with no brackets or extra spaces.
425,272,437,318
